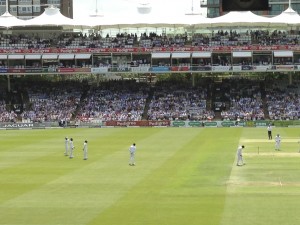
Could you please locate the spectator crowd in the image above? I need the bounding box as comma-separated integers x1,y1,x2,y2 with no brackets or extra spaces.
0,77,299,124
1,29,300,50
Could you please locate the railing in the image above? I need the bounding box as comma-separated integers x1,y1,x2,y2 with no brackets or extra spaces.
0,64,299,74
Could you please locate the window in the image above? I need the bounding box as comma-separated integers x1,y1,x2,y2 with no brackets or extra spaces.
18,6,32,13
48,0,61,4
208,7,220,17
292,3,300,13
207,0,220,5
18,0,32,4
33,6,40,13
269,4,285,15
10,6,17,12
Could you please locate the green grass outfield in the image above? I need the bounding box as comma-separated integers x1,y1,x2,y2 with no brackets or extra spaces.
1,127,300,225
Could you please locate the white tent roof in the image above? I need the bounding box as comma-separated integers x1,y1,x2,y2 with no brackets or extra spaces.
72,3,212,29
72,15,105,28
267,7,300,26
81,12,212,29
191,15,213,28
209,11,270,27
3,5,300,30
24,6,75,27
0,11,27,28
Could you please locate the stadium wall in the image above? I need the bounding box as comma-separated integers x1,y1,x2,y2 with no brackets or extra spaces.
1,120,300,130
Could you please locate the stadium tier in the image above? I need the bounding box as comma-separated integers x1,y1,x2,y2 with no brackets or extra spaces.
0,76,299,125
0,30,299,125
0,31,300,74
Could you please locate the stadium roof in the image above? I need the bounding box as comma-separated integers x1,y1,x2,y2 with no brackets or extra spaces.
267,7,300,26
24,6,75,28
0,11,27,28
100,13,212,28
2,5,300,29
209,11,271,27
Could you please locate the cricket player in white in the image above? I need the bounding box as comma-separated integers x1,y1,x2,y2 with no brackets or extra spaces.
236,145,245,166
69,138,75,159
64,137,69,156
129,143,136,166
83,140,88,160
275,134,281,151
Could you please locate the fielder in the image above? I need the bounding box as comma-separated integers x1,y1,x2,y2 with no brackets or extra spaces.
236,145,245,166
129,143,136,166
275,134,281,151
83,140,88,160
69,138,75,159
64,137,69,156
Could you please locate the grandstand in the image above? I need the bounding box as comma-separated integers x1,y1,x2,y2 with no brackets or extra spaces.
0,7,299,127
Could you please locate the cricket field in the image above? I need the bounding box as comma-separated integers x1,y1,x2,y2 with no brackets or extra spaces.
0,127,300,225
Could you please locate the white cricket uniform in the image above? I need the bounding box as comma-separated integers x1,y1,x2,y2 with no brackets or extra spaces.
64,138,69,156
69,140,75,158
129,144,136,165
236,146,244,166
83,142,88,160
275,135,281,150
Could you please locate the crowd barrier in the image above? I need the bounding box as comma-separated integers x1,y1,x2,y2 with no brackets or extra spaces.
1,65,300,75
1,120,300,130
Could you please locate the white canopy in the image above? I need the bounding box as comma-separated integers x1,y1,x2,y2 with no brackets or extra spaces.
0,11,27,28
267,7,300,26
84,12,212,29
72,15,105,28
2,5,300,30
209,11,270,27
1,6,212,29
185,14,213,28
24,6,75,27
